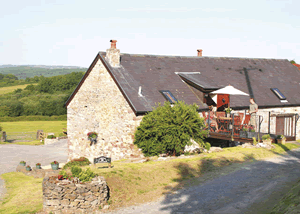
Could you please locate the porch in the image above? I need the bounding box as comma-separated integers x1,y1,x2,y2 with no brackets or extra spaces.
204,111,299,144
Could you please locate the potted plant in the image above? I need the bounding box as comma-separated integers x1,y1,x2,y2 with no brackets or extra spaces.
247,126,257,139
224,107,232,117
239,127,248,138
36,163,42,169
262,134,272,145
26,165,31,171
51,161,59,170
277,135,286,144
87,132,98,144
20,161,26,166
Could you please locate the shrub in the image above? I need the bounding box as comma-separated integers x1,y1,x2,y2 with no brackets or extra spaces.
253,137,257,146
59,170,71,179
71,166,82,178
134,101,208,157
47,135,56,139
63,157,91,169
78,168,97,182
262,134,271,141
0,125,2,132
205,142,211,151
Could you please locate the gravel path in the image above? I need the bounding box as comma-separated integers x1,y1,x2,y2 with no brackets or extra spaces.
0,139,68,203
104,146,300,214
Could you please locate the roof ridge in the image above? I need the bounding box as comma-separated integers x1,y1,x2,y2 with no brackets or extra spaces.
98,51,288,61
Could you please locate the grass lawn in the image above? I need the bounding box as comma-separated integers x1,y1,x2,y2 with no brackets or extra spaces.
270,179,300,213
0,140,43,146
0,172,43,214
0,121,67,145
0,84,38,95
1,143,299,213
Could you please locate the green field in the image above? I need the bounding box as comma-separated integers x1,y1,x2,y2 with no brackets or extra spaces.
0,121,67,144
0,83,38,94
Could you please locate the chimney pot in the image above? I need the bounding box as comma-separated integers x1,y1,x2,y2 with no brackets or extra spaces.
197,49,203,57
110,40,117,49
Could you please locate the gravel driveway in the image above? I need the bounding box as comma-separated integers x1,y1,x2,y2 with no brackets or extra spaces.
104,146,300,214
0,139,68,202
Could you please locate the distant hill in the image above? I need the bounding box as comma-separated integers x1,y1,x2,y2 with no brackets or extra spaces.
0,65,87,79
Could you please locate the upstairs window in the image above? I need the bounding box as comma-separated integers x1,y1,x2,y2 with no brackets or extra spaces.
271,88,286,100
159,90,178,104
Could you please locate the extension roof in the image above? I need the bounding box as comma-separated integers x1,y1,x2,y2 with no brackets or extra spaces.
66,52,300,115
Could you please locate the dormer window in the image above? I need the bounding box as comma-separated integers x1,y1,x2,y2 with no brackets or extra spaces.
271,88,287,102
159,90,178,104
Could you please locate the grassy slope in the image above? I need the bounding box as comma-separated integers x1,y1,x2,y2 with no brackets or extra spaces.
270,179,300,214
0,173,43,214
1,143,298,214
0,84,38,95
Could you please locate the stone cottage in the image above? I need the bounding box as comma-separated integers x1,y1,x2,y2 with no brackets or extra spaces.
66,40,300,161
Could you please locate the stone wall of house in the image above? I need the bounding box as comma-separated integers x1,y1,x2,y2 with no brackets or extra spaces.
67,58,144,162
43,176,108,213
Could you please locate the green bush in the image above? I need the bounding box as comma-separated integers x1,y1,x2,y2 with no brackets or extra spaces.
71,166,82,178
205,142,211,151
253,137,257,146
262,134,271,140
47,135,56,139
0,125,2,132
63,157,91,170
78,168,97,182
134,101,208,157
59,170,70,179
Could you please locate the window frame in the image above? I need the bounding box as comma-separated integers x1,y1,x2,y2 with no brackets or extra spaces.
270,88,286,100
159,90,178,104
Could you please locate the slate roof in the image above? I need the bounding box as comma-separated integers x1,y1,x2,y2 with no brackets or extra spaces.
66,51,300,115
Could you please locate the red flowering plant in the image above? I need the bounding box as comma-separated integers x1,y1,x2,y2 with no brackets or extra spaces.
36,163,41,166
58,175,64,180
51,161,59,165
87,132,98,140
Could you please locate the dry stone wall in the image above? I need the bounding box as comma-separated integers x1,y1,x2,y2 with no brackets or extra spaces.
43,176,108,214
67,58,144,162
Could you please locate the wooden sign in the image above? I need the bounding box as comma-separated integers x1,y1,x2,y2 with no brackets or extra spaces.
94,156,111,164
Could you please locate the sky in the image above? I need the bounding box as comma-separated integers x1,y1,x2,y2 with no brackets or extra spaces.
0,0,299,67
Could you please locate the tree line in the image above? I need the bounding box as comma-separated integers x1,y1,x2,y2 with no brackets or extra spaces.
0,72,85,117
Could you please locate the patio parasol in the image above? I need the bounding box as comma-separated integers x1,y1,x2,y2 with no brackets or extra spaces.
210,85,249,96
210,85,249,107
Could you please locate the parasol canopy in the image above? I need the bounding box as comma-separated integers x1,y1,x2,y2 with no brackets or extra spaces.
211,85,249,96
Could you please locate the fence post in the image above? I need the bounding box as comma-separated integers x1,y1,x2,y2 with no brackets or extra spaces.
1,131,6,142
37,130,43,140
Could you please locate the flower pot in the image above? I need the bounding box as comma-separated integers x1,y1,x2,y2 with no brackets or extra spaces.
277,139,286,144
36,165,42,169
226,113,230,118
239,131,248,138
51,163,59,170
89,136,98,144
263,139,272,145
20,162,26,166
26,166,31,171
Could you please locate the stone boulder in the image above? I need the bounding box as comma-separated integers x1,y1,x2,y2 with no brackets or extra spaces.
184,139,203,153
209,147,223,153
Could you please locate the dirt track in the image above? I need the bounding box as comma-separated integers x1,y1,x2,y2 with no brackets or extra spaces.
104,147,300,214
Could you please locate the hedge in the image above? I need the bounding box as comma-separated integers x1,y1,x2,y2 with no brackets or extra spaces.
0,115,67,122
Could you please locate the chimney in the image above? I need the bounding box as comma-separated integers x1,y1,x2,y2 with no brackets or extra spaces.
105,40,120,67
197,49,203,57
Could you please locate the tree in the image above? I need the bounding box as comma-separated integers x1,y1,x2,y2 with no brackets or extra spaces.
134,101,208,157
290,60,296,64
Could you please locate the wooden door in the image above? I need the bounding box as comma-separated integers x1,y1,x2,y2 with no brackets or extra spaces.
276,116,285,135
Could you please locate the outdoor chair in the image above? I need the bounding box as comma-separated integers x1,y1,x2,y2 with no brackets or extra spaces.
241,114,251,130
202,111,217,132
